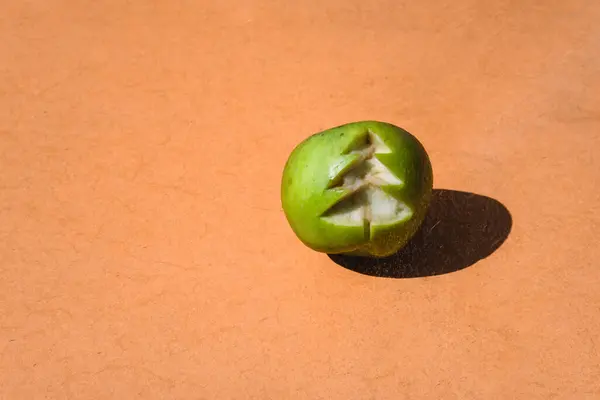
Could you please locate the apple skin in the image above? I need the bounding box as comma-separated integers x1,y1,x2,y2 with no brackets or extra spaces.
281,120,433,258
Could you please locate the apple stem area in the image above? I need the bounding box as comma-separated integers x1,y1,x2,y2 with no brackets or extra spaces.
321,131,412,236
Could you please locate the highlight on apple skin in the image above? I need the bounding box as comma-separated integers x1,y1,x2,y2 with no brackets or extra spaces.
280,120,433,258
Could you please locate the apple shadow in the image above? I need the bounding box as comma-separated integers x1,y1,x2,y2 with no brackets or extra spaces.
327,189,512,278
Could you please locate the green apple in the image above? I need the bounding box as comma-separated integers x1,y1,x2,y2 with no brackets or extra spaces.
281,120,433,258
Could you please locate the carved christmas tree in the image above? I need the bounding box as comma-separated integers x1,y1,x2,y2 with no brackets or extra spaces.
320,130,414,237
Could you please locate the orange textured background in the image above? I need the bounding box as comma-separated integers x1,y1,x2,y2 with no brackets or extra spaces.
1,1,599,398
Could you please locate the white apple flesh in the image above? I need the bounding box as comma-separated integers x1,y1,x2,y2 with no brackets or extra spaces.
321,131,413,234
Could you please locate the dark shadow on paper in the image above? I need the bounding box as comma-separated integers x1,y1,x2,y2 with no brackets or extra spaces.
327,189,512,279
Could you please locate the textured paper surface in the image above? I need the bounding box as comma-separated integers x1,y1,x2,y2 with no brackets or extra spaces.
1,1,599,398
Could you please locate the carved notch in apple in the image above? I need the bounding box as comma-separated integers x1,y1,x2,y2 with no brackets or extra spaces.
281,121,433,258
321,130,413,231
